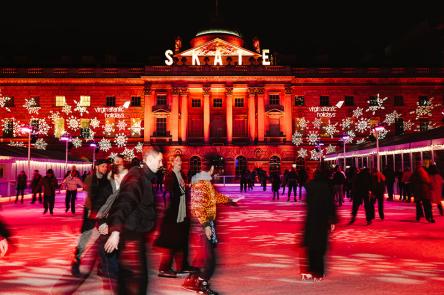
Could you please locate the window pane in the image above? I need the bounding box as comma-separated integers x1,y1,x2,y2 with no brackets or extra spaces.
157,95,167,105
56,96,66,106
269,94,280,105
234,98,244,107
294,96,304,106
213,98,222,107
80,96,91,106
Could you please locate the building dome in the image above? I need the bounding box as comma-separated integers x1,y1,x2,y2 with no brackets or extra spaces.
191,21,244,48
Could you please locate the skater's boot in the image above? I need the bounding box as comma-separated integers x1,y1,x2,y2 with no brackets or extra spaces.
71,257,81,277
301,273,313,281
183,273,200,292
197,280,218,295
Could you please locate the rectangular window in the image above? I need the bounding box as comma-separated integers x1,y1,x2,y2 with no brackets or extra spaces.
419,96,429,106
80,119,90,139
368,96,378,106
4,96,14,107
213,98,223,108
56,96,66,107
80,96,91,106
320,96,329,106
156,117,167,136
156,94,167,105
192,99,201,108
131,96,141,107
269,94,280,105
2,119,13,138
106,96,116,107
395,118,404,135
394,96,404,106
419,120,429,132
234,98,244,107
54,118,65,138
294,96,304,106
130,118,142,137
344,96,354,106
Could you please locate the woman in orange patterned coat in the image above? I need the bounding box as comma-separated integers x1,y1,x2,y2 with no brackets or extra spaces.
182,155,238,295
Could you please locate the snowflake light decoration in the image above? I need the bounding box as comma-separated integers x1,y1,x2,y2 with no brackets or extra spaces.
108,152,118,160
376,128,388,140
312,118,322,129
62,104,72,115
33,138,47,150
410,97,440,120
89,117,100,129
99,138,112,152
366,93,388,115
355,118,370,133
310,149,323,160
325,144,336,154
104,123,115,136
403,120,414,131
117,120,127,131
48,111,61,123
84,130,95,141
74,100,89,116
8,140,24,147
33,118,51,136
384,110,402,125
306,131,319,145
71,137,82,148
324,122,338,138
23,98,41,114
67,116,80,131
345,130,356,143
135,142,144,153
122,148,135,161
0,95,11,112
114,133,127,148
297,148,308,158
341,117,353,130
291,131,303,146
131,120,142,136
356,138,366,145
297,117,308,129
352,107,363,118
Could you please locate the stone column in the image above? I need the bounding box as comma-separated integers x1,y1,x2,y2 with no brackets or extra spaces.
284,86,293,142
248,87,256,142
170,87,179,142
203,86,211,143
180,87,188,142
143,84,153,142
257,87,265,142
226,86,233,144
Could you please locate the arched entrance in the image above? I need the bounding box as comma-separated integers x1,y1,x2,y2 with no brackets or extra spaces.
235,156,247,177
269,155,281,174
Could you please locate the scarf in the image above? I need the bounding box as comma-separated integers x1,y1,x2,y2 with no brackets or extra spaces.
174,169,187,223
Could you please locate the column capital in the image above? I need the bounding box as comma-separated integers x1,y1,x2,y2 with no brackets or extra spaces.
256,87,264,95
285,85,293,95
203,86,211,95
172,87,180,95
225,87,233,95
179,87,189,96
248,87,256,95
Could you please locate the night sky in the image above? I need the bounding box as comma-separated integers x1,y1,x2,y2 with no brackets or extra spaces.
0,1,442,66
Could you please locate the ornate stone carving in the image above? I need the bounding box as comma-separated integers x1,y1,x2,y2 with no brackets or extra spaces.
203,86,211,95
285,85,293,94
256,87,264,95
144,85,152,96
172,87,180,95
179,87,188,96
248,87,256,95
225,87,233,95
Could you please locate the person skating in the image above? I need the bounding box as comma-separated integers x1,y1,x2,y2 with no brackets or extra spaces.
104,147,163,295
349,168,374,225
271,170,281,200
37,169,58,215
15,171,27,204
371,170,386,220
61,170,84,214
410,163,434,223
155,155,197,278
30,170,43,204
287,168,298,202
182,154,238,295
428,164,443,216
302,166,337,280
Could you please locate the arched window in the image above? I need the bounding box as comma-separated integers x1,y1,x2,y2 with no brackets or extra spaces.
269,156,281,174
235,156,248,177
189,156,201,176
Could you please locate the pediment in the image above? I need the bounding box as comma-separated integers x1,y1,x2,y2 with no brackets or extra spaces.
176,38,260,58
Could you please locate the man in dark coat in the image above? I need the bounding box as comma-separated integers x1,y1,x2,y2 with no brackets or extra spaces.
287,168,298,202
349,168,374,225
297,167,308,200
104,147,163,295
383,165,396,201
15,171,27,204
155,155,196,278
31,170,43,204
303,167,337,279
37,169,58,215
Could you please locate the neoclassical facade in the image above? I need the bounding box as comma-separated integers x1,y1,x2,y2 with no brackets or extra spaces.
1,29,443,176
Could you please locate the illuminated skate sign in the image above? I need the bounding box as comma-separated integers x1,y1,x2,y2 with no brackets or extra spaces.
165,38,270,66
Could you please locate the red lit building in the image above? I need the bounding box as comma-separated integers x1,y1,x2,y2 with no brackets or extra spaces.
1,29,443,177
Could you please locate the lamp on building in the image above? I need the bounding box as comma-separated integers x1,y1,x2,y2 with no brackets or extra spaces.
90,142,97,169
60,133,71,172
20,126,32,177
341,135,351,171
373,126,385,171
